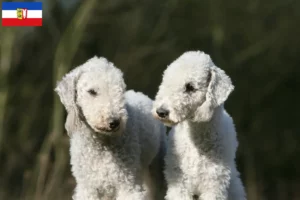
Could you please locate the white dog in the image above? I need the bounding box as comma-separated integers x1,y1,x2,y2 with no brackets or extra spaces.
55,56,166,200
153,51,246,200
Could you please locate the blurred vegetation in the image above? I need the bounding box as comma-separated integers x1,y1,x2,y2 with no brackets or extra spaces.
0,0,300,199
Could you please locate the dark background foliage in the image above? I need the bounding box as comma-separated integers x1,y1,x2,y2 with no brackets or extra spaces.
0,0,299,199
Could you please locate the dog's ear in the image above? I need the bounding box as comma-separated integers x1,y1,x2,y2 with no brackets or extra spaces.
208,66,234,106
54,69,81,113
54,68,83,136
194,66,234,122
64,109,82,136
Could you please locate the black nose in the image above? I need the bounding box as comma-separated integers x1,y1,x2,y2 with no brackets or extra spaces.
156,107,169,118
109,119,120,129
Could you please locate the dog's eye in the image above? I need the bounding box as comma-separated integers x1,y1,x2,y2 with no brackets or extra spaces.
88,89,97,96
185,83,196,93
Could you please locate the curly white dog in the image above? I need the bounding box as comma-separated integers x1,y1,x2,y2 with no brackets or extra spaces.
153,51,246,200
55,56,166,200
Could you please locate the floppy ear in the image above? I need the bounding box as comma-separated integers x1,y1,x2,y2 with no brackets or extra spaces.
54,68,82,113
54,68,82,136
193,66,234,122
64,108,82,135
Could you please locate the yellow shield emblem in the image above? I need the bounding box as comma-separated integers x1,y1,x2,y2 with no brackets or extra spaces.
17,8,23,20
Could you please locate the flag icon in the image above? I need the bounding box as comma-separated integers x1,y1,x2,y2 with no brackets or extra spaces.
2,2,42,26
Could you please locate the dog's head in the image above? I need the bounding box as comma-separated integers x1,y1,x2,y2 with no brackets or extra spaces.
153,51,234,126
55,56,127,136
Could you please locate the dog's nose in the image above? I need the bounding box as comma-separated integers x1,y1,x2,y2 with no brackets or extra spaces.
109,118,120,130
156,107,169,118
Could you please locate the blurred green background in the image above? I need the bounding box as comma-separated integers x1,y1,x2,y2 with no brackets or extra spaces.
0,0,300,199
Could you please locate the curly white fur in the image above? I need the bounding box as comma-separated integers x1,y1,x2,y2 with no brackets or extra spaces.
153,51,246,200
55,56,166,200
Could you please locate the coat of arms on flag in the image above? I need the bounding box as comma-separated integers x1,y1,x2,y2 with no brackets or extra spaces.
2,2,42,26
17,8,28,20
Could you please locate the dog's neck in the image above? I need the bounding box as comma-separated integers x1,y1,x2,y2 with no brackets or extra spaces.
181,105,224,151
188,104,223,125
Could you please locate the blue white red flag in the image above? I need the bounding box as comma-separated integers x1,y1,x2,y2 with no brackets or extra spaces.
2,2,42,26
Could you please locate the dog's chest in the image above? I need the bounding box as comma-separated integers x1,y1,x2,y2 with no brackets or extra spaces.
168,129,220,193
70,137,140,193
